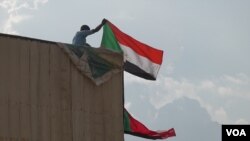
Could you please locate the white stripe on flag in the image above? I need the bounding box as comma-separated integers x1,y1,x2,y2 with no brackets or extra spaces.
119,43,161,78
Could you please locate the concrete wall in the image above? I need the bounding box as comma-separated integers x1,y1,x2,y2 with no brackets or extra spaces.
0,34,124,141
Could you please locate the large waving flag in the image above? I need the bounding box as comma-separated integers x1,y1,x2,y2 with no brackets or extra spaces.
101,20,163,80
124,108,176,140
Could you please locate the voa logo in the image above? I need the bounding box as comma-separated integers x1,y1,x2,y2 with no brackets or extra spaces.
226,129,246,136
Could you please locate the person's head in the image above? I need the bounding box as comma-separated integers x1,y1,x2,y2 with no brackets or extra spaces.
80,25,90,31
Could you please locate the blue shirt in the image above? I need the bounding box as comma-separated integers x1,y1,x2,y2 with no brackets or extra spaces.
72,30,95,46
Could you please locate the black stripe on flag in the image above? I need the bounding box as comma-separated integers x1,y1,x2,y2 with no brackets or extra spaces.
124,61,155,80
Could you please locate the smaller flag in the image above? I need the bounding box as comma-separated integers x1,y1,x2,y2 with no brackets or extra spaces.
101,20,164,80
124,108,176,140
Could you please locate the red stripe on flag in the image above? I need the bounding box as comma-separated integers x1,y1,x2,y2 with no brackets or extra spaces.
107,22,163,65
126,109,176,139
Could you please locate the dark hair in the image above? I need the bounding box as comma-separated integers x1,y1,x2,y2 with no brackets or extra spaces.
80,25,90,31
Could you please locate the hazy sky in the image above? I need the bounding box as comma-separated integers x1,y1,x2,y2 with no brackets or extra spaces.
1,0,250,141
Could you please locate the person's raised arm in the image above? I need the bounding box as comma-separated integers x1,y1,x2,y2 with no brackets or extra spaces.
92,19,107,33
